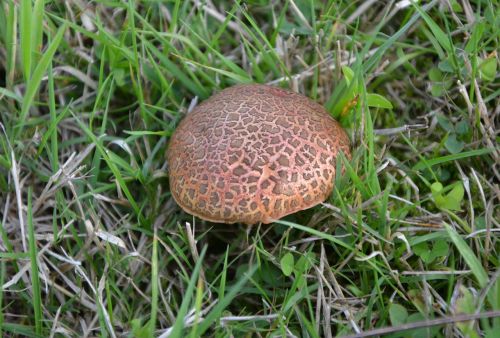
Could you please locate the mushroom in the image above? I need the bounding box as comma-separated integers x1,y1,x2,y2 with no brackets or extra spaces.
167,84,350,225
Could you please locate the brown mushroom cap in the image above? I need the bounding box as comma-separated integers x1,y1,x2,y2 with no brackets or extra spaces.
167,84,350,224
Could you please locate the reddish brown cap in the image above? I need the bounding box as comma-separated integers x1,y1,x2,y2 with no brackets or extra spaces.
167,84,350,224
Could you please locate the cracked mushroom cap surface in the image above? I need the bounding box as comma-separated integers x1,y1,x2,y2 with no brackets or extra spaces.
167,84,350,224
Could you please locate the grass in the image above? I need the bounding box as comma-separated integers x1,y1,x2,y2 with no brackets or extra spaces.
0,0,499,337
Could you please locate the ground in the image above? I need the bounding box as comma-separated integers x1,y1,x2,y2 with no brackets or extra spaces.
0,1,499,337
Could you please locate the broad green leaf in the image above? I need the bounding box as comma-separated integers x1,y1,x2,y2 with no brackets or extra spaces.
417,240,449,263
113,68,126,87
445,134,465,154
431,182,443,194
455,286,479,338
295,252,313,275
413,242,432,263
455,120,470,135
429,67,453,97
413,240,447,264
430,83,445,97
366,93,393,109
408,289,427,315
449,0,463,12
433,240,449,257
455,286,475,314
280,252,295,277
485,329,499,338
432,181,464,211
389,303,408,325
431,80,453,97
439,184,463,211
434,195,452,210
475,216,486,230
436,113,455,132
438,59,455,73
429,67,443,81
407,313,439,338
479,56,497,82
448,183,464,204
341,66,354,85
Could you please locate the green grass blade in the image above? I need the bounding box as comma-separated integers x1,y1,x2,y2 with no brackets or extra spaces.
149,230,159,337
0,260,5,337
275,219,354,251
189,273,205,338
19,0,32,80
444,223,488,287
5,0,16,87
218,246,229,299
27,187,43,335
31,0,44,64
411,2,453,53
142,38,208,98
72,114,142,219
363,1,436,73
17,23,67,138
173,53,252,84
413,148,494,170
0,252,29,259
45,60,59,170
169,246,207,338
196,264,258,335
0,87,22,102
2,323,41,337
